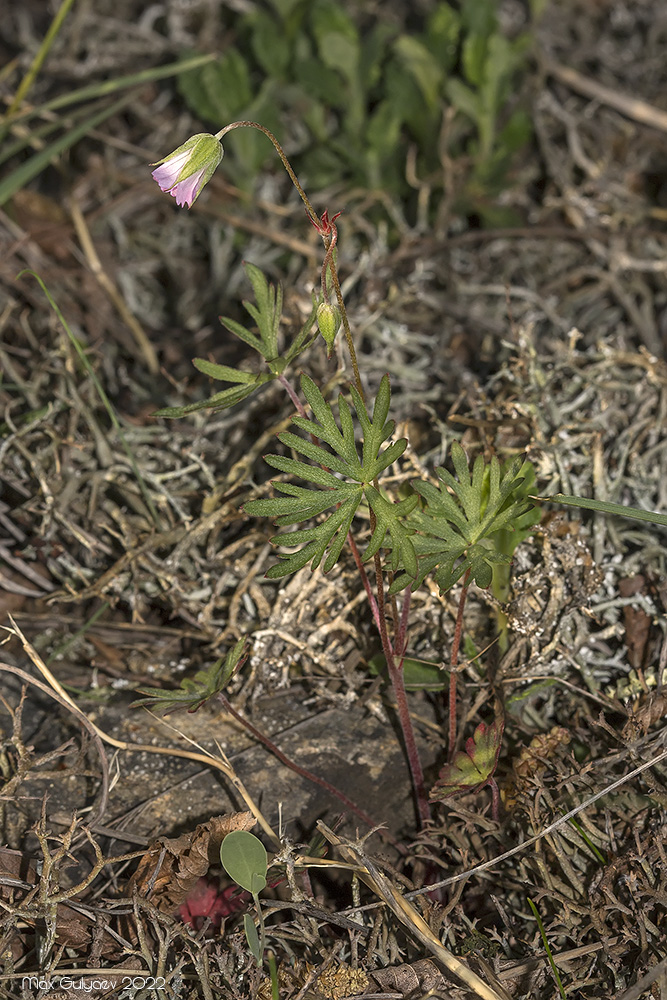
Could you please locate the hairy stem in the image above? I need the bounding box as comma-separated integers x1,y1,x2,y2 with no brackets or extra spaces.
216,121,319,227
395,588,412,662
214,121,362,396
347,532,381,631
277,373,306,418
448,568,471,758
327,235,363,401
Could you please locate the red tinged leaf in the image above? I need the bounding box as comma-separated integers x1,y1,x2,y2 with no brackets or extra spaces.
430,718,504,800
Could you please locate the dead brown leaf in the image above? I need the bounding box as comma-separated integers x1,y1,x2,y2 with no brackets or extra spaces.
126,811,255,912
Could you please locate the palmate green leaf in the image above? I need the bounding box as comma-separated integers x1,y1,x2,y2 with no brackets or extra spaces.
244,374,416,579
364,486,418,577
389,443,537,595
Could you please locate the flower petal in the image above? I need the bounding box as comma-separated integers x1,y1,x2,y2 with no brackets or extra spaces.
171,167,207,208
151,150,191,192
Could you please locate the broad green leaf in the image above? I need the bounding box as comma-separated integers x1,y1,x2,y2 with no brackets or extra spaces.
460,0,496,37
221,830,268,894
394,35,443,109
426,4,460,70
445,77,481,126
178,50,252,124
250,11,290,76
430,718,504,799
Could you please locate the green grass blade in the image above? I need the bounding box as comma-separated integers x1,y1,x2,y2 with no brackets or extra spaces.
0,95,133,206
527,898,567,999
3,0,77,122
540,494,667,527
3,53,216,127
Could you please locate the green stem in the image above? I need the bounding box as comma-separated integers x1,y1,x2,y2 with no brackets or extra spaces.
3,0,77,123
327,242,363,402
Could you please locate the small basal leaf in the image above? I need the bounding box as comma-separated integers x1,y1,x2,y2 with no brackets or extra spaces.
430,718,504,799
220,830,268,894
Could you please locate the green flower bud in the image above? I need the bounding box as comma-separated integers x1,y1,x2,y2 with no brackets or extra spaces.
316,302,341,358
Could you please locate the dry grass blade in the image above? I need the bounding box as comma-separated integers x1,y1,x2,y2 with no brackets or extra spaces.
5,617,279,846
68,196,159,373
317,822,511,1000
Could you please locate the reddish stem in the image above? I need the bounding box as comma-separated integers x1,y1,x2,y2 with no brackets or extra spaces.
448,568,471,758
278,373,306,418
347,532,381,630
217,693,396,841
320,226,338,304
395,588,412,662
374,554,430,826
487,777,500,822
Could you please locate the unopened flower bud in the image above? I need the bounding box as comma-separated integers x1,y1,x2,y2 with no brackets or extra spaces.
151,133,223,208
316,302,341,357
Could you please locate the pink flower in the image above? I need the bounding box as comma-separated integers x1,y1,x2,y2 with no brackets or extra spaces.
151,133,223,208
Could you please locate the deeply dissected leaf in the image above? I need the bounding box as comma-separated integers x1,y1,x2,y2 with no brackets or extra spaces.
389,443,537,595
245,374,416,578
131,638,248,714
157,263,319,417
430,718,504,799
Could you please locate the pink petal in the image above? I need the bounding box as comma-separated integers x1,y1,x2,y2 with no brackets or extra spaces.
171,167,207,208
151,150,191,192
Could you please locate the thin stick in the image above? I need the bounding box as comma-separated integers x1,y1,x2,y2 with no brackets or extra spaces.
0,662,109,830
318,823,508,1000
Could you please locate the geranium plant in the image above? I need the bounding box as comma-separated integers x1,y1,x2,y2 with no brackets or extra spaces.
146,120,541,830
